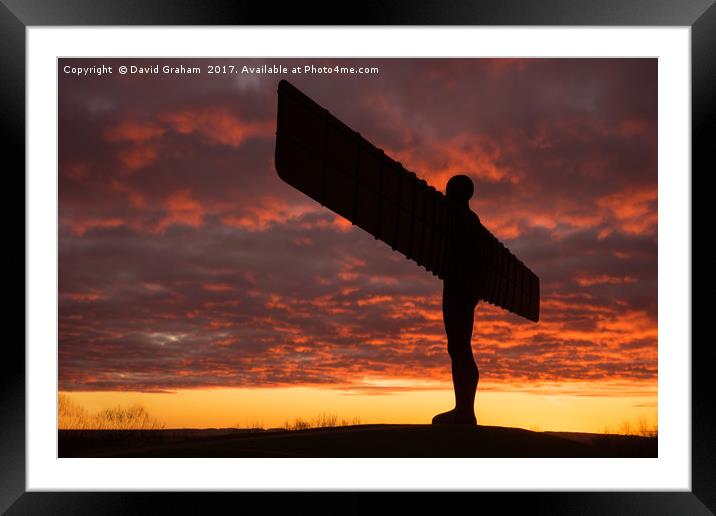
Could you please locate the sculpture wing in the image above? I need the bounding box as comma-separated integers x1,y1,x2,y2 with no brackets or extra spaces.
469,218,540,322
275,79,539,322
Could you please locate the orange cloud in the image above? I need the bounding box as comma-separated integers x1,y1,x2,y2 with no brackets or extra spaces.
597,186,657,235
111,180,146,208
356,295,393,306
62,291,104,302
105,120,166,143
202,283,235,292
155,189,204,233
386,134,513,189
160,108,273,148
220,197,320,231
68,217,125,236
117,144,160,172
575,274,638,287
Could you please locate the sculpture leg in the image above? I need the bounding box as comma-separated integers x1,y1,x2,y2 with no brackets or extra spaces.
432,280,479,425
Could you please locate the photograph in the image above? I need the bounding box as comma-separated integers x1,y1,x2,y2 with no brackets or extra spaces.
7,1,712,510
57,57,659,459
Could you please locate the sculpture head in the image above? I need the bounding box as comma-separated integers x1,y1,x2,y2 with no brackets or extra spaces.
446,175,474,204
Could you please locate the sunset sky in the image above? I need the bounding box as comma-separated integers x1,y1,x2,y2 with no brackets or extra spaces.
59,58,657,432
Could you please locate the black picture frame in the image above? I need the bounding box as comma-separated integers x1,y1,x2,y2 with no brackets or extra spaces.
5,0,713,513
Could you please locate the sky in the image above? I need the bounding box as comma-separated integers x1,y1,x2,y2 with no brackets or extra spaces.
58,58,657,431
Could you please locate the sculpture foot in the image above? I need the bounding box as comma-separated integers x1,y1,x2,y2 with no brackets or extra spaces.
431,409,477,425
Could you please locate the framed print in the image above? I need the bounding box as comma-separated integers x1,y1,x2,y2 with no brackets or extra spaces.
5,0,714,513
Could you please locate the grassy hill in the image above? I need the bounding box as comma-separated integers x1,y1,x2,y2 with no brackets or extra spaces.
59,424,657,458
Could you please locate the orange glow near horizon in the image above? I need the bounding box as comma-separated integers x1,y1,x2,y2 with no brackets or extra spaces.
60,382,657,434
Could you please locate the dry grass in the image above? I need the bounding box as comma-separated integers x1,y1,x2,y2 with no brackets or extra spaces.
60,395,362,432
236,420,266,431
282,413,362,431
58,394,165,430
603,415,657,438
